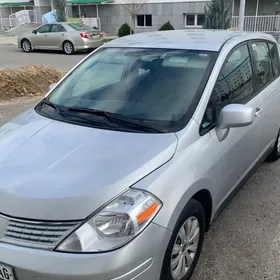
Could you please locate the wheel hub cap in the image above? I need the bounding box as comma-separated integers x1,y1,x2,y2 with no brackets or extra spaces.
23,41,30,51
170,217,200,280
65,43,72,54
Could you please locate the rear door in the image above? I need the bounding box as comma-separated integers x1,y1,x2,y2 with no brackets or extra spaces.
249,40,280,151
48,24,67,50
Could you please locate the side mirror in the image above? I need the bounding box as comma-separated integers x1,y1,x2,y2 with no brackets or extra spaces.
32,29,37,34
49,83,57,91
216,104,254,141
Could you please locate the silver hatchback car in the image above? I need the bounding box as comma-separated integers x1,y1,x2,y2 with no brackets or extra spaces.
1,30,280,280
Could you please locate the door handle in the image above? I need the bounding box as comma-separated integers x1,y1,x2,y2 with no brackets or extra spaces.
44,34,47,37
255,107,262,117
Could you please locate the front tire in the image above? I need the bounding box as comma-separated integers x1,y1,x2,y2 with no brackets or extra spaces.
160,199,205,280
21,39,32,53
63,41,75,55
266,128,280,162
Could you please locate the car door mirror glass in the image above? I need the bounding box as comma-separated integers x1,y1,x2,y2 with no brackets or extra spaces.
32,30,37,34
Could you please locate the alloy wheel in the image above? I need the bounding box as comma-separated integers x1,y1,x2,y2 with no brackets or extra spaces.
22,40,31,52
64,42,73,54
170,217,200,280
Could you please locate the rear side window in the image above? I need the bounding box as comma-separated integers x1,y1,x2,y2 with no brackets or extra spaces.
268,42,280,78
251,41,273,88
51,24,66,32
37,24,51,33
213,44,254,118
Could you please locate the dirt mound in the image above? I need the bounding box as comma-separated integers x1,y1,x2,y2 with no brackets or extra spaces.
0,66,64,102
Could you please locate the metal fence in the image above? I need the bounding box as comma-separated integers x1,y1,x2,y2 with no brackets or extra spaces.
232,15,280,32
0,9,38,31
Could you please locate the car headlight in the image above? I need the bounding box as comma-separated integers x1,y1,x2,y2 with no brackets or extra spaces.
56,189,162,253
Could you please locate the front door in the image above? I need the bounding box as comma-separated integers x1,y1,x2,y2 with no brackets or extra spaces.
32,24,52,49
201,43,266,208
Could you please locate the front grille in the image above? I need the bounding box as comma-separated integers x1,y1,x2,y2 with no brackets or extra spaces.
0,214,82,250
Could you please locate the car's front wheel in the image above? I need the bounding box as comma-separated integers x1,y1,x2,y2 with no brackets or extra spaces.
160,199,205,280
21,39,32,52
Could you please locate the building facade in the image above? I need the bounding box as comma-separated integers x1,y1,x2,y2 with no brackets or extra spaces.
1,0,280,35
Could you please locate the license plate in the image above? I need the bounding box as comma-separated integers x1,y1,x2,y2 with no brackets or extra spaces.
0,263,15,280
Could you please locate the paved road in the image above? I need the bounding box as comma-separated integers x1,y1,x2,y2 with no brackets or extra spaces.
0,45,87,72
0,97,280,280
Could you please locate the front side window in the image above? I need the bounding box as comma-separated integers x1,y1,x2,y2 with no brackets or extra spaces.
251,41,273,88
42,48,216,132
213,44,254,118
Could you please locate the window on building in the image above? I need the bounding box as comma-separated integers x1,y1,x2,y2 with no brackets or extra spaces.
251,41,273,88
185,14,205,27
213,44,254,118
136,15,152,27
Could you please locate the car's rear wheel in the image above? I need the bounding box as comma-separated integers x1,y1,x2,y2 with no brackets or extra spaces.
63,41,74,55
160,199,205,280
266,128,280,162
21,39,32,52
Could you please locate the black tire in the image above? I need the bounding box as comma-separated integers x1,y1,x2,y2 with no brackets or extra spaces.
63,41,75,55
266,128,280,162
21,39,32,53
160,199,205,280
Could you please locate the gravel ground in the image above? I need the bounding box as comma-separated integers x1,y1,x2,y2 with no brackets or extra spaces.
1,97,280,280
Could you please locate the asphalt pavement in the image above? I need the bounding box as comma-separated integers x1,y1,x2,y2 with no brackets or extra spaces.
0,45,87,72
1,47,280,280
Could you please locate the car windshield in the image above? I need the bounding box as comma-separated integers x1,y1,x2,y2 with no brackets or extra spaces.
44,47,216,132
68,23,92,31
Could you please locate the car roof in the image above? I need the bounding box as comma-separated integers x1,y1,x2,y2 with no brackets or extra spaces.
104,29,276,52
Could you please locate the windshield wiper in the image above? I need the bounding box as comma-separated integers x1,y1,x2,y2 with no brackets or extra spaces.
106,113,163,133
67,107,162,133
66,106,115,123
41,99,66,116
41,100,119,129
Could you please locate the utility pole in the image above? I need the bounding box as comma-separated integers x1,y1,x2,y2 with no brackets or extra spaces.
238,0,246,30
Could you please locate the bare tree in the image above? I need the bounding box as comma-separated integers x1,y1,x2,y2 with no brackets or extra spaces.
121,0,147,34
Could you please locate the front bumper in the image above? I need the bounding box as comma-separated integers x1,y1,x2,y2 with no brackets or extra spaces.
0,223,171,280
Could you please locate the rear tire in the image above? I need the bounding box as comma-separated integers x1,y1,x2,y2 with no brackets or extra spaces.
266,128,280,162
160,199,205,280
63,41,74,55
21,39,32,53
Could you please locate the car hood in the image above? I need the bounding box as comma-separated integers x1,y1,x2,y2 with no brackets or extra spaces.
0,109,177,220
